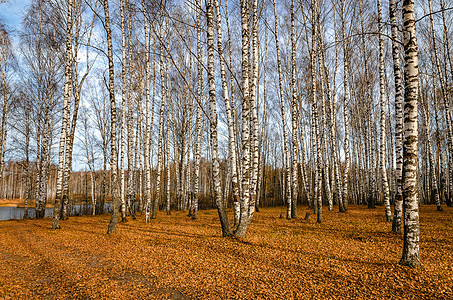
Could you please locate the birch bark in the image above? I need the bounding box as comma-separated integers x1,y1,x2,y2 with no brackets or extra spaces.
377,0,392,222
52,0,73,229
272,0,292,219
399,0,421,268
390,0,404,233
104,0,120,234
192,0,203,220
142,0,152,222
206,0,232,237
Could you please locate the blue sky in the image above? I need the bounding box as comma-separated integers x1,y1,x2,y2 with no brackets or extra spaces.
0,0,29,36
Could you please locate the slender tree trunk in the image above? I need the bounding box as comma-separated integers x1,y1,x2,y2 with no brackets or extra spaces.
311,0,322,223
272,0,292,219
206,0,232,237
119,0,128,222
143,0,152,222
104,0,120,234
421,92,442,211
390,0,404,233
166,86,171,215
192,0,203,220
340,0,350,212
427,0,453,207
151,52,166,220
52,0,73,229
213,0,239,224
126,1,135,219
317,17,333,212
248,0,259,222
378,0,392,222
290,0,299,218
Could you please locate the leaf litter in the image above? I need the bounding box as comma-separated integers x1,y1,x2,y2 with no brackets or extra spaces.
0,205,451,299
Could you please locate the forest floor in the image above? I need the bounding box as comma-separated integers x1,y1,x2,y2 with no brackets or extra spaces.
0,205,452,299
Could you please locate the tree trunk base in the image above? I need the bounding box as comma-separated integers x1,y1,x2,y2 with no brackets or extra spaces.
399,257,422,269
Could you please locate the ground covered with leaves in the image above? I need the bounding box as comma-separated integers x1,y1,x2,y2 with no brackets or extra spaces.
0,205,452,299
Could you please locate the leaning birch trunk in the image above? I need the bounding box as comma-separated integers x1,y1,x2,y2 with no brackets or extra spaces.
206,0,232,237
317,20,333,212
213,0,240,223
399,0,421,268
290,0,299,218
52,0,73,229
272,0,292,219
142,0,152,223
61,96,79,220
0,32,8,199
248,0,259,220
440,0,453,95
340,0,350,212
377,0,392,222
104,0,120,234
192,0,203,220
389,0,404,233
225,0,243,202
61,5,94,220
119,0,128,222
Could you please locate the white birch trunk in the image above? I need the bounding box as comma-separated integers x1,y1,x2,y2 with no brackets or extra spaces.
119,0,127,222
399,0,421,268
207,0,232,237
105,0,120,234
272,0,292,219
389,0,404,233
52,0,73,229
290,0,299,218
340,0,350,212
142,0,152,222
377,0,392,222
192,0,203,220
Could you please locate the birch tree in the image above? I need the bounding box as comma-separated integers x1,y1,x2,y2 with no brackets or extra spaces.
52,0,73,229
191,0,203,220
377,0,392,222
104,0,120,234
399,0,421,268
206,0,232,237
389,0,404,234
272,0,292,219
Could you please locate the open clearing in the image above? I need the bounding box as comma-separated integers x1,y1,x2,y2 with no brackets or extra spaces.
0,205,452,299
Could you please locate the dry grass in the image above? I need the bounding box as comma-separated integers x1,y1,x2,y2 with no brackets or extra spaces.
0,205,452,299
